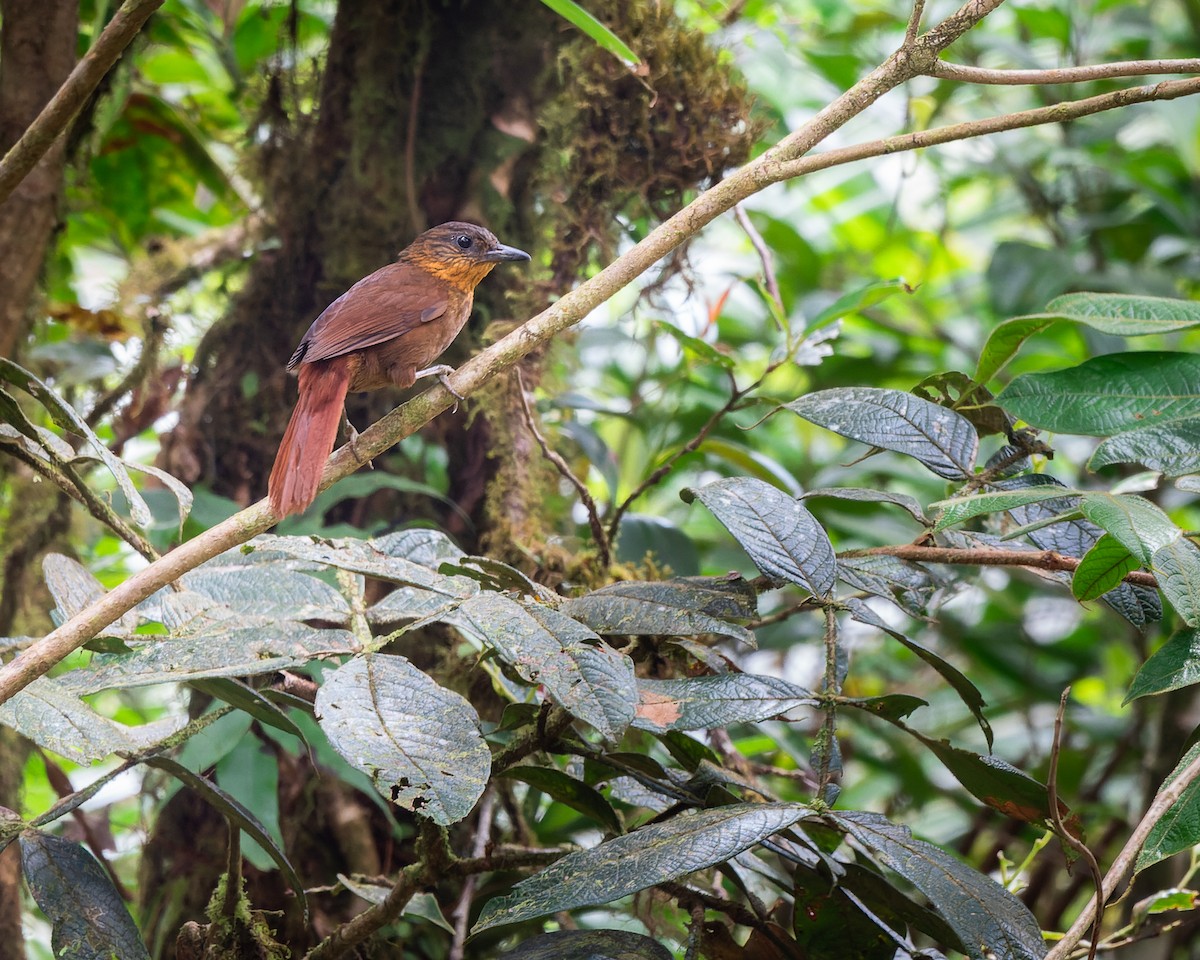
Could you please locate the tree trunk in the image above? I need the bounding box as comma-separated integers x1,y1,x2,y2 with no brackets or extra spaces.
0,3,78,956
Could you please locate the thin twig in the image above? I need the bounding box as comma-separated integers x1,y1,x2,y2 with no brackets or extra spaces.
930,58,1200,85
0,0,164,206
448,790,495,960
816,605,840,799
733,204,783,318
1046,749,1200,960
607,384,748,541
841,544,1159,588
1048,688,1102,960
905,0,927,45
2,444,158,561
515,368,611,568
86,310,168,429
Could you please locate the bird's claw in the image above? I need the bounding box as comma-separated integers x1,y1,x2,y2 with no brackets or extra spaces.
343,413,373,469
415,363,465,411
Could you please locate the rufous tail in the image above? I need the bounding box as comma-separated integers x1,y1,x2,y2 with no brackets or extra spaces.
268,358,352,516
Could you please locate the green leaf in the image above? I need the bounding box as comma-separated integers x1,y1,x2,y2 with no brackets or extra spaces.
932,487,1077,531
20,831,151,960
0,359,157,527
1090,416,1200,476
832,812,1047,960
1127,628,1200,701
975,316,1059,385
501,766,622,834
145,756,308,917
1072,534,1140,602
216,739,283,872
999,352,1200,436
804,278,910,334
314,654,491,825
505,930,673,960
654,319,735,370
538,0,640,65
975,294,1200,385
847,599,992,750
632,674,814,733
843,695,928,722
0,676,184,762
472,803,810,933
561,577,757,645
1135,742,1200,874
1045,292,1200,332
803,486,929,525
1076,494,1200,624
785,387,978,480
60,594,356,693
682,477,836,596
448,593,637,741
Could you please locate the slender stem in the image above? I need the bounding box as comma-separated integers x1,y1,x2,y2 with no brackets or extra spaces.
515,369,611,568
1047,688,1101,960
733,204,783,317
1047,749,1200,960
841,544,1159,588
930,58,1200,85
0,0,164,206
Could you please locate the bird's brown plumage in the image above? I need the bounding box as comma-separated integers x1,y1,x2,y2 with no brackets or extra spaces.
267,222,530,516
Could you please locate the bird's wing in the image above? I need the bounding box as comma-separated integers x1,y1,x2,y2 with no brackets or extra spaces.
288,262,449,368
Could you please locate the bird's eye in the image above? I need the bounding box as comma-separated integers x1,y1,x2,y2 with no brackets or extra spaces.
456,235,473,250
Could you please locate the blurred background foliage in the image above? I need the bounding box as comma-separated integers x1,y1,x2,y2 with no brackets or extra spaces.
4,0,1200,956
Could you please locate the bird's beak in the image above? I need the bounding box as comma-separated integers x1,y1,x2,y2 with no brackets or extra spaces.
485,243,532,262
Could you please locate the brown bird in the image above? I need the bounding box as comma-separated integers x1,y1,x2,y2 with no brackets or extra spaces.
268,221,530,517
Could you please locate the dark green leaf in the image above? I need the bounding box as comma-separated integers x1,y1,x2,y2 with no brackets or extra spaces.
501,766,622,834
314,653,490,825
144,756,307,917
803,487,929,525
847,599,992,750
785,387,978,480
1090,416,1200,476
561,577,756,645
472,803,809,933
1072,535,1140,602
1135,743,1200,874
654,319,735,370
832,811,1047,960
505,929,673,960
0,676,184,762
1127,628,1200,701
632,674,814,733
843,695,928,722
999,352,1200,436
804,279,910,334
682,478,836,596
20,831,151,960
448,593,636,741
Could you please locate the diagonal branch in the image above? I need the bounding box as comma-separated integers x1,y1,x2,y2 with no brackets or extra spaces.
930,57,1200,85
0,0,164,206
9,0,1200,707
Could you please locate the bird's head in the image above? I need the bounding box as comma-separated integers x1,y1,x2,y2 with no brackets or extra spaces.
402,221,530,290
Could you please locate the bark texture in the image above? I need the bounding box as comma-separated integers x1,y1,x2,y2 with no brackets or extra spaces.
0,3,78,957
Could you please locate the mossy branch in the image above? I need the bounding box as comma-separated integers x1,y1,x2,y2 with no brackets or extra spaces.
4,0,1200,706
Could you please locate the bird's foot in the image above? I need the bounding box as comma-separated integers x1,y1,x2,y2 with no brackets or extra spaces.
415,364,465,411
343,412,373,469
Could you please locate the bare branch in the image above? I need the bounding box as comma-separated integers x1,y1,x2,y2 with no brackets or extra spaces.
1048,688,1102,960
841,543,1159,588
0,0,164,206
734,204,783,317
930,58,1200,85
1047,749,1200,960
515,369,611,568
